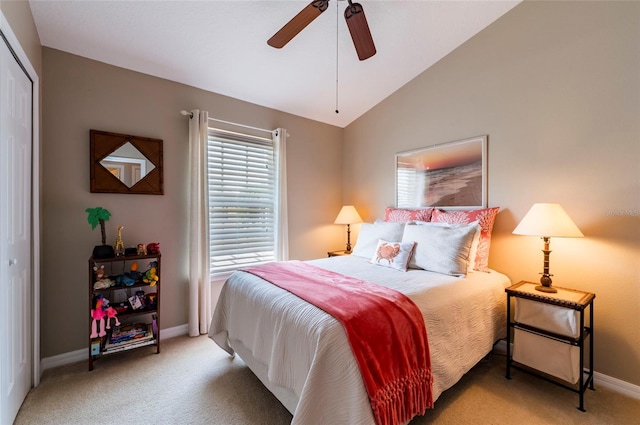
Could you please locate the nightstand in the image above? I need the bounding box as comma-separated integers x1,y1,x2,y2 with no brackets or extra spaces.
327,250,351,257
505,281,595,411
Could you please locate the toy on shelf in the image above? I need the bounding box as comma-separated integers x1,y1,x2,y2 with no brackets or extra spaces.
137,243,147,255
91,296,120,337
93,264,115,290
146,292,157,308
124,247,138,256
90,296,107,338
126,261,142,282
86,207,114,259
143,261,159,286
146,242,160,255
114,225,125,256
105,304,120,330
115,274,135,287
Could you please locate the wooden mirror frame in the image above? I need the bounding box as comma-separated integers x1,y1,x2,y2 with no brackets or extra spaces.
90,129,164,195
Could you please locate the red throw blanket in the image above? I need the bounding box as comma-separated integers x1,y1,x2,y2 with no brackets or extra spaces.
244,261,433,425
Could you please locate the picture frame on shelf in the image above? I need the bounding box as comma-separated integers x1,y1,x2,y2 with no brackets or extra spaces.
128,294,145,310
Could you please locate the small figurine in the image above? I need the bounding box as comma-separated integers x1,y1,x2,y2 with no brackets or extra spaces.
146,242,160,255
137,243,147,255
114,225,125,256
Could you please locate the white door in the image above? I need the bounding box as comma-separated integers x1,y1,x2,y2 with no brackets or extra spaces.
0,33,33,424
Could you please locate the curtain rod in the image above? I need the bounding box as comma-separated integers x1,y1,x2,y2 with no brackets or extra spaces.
180,110,276,135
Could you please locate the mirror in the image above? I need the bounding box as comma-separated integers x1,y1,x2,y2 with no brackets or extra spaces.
100,142,156,188
90,129,164,195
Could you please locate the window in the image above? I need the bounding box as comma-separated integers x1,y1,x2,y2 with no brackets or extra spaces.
207,129,277,275
396,165,418,208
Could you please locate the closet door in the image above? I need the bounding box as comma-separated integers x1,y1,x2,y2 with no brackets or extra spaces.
0,34,33,425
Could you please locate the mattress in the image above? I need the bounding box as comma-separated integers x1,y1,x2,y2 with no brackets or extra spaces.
209,255,510,424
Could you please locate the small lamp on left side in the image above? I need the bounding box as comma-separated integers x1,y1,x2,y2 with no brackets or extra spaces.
334,205,363,253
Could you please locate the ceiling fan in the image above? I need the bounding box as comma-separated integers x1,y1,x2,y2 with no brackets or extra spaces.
267,0,376,61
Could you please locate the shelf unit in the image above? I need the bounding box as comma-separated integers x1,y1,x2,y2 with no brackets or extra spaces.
88,253,161,371
505,281,595,411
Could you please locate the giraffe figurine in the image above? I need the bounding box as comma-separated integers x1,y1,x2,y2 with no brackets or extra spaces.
114,225,125,256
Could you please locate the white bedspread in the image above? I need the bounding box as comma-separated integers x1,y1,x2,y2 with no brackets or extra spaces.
209,256,510,424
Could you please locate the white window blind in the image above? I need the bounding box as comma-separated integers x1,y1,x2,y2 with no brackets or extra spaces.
208,129,276,274
396,166,418,208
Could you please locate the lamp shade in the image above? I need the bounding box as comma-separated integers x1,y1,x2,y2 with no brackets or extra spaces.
513,203,583,238
334,205,363,225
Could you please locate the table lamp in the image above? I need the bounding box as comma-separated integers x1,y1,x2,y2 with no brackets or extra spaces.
513,203,583,293
334,205,363,252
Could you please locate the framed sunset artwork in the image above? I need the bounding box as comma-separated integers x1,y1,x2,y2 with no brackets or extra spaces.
396,135,487,209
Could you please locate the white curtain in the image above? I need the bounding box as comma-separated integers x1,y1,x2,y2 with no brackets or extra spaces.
188,110,211,336
274,128,289,261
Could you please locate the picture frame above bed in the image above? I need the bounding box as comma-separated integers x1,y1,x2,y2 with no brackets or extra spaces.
396,135,487,209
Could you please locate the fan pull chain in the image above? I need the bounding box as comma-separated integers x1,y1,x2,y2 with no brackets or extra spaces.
335,0,339,114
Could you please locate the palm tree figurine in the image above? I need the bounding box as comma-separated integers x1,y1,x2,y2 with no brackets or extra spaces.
86,207,115,258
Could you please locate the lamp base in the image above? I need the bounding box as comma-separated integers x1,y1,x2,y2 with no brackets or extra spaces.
345,224,352,252
535,284,558,293
536,265,556,293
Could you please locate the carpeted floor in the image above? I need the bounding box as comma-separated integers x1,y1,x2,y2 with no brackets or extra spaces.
14,335,640,424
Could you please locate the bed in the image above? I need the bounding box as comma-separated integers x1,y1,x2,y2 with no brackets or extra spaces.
209,251,510,424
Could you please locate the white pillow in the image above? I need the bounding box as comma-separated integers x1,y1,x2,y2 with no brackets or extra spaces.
401,223,477,276
414,220,481,272
467,223,481,272
351,222,405,259
370,239,416,272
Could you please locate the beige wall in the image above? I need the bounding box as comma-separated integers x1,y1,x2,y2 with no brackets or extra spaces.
1,0,43,205
1,0,42,74
344,1,639,385
41,48,344,357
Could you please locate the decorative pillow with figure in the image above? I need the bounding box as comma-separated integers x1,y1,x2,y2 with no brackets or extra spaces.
370,239,416,272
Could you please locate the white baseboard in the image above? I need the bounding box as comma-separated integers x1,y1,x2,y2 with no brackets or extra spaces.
493,339,640,400
159,323,189,340
40,332,640,400
595,371,640,400
40,324,189,373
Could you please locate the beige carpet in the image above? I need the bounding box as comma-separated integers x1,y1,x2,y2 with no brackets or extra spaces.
15,335,640,425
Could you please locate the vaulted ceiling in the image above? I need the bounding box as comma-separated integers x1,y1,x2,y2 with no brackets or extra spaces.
29,0,520,127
